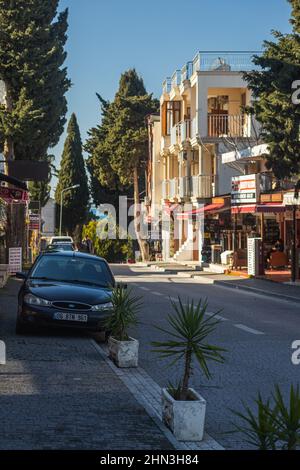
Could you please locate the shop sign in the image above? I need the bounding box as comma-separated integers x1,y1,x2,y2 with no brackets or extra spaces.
283,192,300,206
29,213,40,230
8,247,22,274
0,186,29,202
231,174,259,205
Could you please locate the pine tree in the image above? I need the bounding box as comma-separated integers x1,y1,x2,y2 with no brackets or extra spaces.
55,114,89,235
85,70,159,260
244,0,300,181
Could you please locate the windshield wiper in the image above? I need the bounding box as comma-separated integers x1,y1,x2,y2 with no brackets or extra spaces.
29,277,58,281
53,279,109,288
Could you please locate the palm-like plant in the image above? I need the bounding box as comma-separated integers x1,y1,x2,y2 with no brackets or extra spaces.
231,384,300,450
105,286,142,341
151,297,226,401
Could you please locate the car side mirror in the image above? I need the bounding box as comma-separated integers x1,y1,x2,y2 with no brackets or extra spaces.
15,271,28,280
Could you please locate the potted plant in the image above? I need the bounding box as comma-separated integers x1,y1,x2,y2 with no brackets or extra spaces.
151,297,226,441
106,285,142,368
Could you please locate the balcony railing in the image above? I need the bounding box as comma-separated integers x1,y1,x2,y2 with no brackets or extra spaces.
171,70,181,89
162,180,169,199
169,178,178,199
207,114,248,138
190,175,213,199
170,120,191,146
162,78,171,94
192,51,261,73
181,61,193,81
161,135,170,153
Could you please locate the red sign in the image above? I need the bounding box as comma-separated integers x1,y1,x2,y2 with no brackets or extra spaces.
29,213,40,230
0,186,29,202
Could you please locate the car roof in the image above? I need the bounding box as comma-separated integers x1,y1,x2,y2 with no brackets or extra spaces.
39,251,106,262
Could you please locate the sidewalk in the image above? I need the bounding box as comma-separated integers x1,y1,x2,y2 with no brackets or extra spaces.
202,275,300,303
0,280,173,450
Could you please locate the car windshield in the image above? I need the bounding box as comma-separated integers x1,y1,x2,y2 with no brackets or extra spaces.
30,255,113,287
47,244,74,252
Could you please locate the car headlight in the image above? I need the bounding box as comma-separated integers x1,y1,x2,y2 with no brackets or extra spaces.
24,293,52,307
91,301,113,311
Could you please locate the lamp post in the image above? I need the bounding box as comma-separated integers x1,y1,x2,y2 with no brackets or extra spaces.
59,184,80,236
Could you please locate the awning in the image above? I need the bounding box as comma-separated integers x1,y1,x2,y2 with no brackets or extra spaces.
176,203,225,220
221,144,269,165
232,202,285,214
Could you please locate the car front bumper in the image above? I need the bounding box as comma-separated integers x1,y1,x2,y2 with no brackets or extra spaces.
18,304,112,331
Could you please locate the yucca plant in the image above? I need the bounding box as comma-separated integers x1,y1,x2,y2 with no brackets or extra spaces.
105,286,142,341
230,395,278,450
231,384,300,450
151,297,226,401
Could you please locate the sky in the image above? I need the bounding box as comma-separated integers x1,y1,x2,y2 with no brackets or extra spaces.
52,0,293,191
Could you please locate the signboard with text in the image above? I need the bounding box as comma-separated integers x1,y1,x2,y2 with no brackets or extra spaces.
8,247,22,274
29,213,40,230
0,186,29,203
231,174,259,205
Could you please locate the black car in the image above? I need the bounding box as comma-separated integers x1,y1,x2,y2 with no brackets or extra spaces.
16,251,116,334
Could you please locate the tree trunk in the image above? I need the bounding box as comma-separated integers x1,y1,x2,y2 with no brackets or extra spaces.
181,348,192,401
133,166,149,262
3,81,26,264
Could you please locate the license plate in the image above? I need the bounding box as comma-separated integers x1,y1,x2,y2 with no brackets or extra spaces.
53,312,88,322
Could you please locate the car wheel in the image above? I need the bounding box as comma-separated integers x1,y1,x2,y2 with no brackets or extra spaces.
15,318,31,335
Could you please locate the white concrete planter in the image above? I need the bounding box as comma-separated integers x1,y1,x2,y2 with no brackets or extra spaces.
162,387,206,441
108,336,139,368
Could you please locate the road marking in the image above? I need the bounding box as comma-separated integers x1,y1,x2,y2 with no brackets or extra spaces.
139,286,150,291
91,340,223,451
234,324,265,335
205,311,228,321
152,291,164,296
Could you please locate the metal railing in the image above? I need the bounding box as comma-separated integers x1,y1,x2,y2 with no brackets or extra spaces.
181,61,193,81
171,70,181,88
207,114,248,137
192,51,261,73
162,78,171,94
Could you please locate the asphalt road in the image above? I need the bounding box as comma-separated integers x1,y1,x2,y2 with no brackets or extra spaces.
111,264,300,450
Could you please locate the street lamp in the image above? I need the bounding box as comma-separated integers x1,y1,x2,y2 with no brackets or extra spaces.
59,184,80,236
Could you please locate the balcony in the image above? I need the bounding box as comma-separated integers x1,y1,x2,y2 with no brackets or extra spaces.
162,78,171,94
170,120,191,146
190,175,214,199
192,51,261,73
181,61,193,81
162,175,213,200
171,70,181,89
207,114,248,138
161,135,170,153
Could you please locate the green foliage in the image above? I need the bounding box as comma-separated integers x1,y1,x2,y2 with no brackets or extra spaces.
151,297,226,401
82,220,133,263
0,0,70,161
231,384,300,450
85,70,159,206
55,113,89,234
244,1,300,180
105,286,142,341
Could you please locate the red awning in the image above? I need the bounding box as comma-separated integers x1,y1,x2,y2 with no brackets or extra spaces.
176,203,225,220
232,202,285,214
231,204,256,214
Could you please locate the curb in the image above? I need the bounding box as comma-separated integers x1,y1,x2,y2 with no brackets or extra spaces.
214,280,300,304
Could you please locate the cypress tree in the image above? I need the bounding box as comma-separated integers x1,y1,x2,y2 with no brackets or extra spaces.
55,114,89,235
0,0,70,167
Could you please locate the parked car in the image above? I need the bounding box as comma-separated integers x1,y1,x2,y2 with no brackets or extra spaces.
15,251,116,334
49,236,74,245
45,243,75,252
